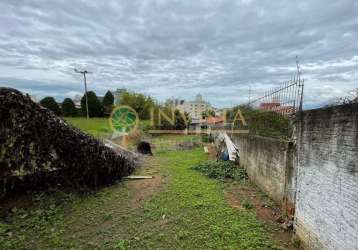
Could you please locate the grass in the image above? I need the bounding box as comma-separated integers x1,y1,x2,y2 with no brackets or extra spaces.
135,149,279,249
242,199,254,210
0,136,281,249
64,117,152,138
64,117,111,138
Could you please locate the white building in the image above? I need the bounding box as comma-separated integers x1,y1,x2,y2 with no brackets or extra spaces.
177,94,212,119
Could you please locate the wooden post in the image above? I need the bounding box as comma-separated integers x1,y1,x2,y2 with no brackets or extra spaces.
122,134,128,148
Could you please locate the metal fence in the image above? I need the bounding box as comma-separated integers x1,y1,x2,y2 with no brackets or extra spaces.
248,76,304,117
245,73,304,139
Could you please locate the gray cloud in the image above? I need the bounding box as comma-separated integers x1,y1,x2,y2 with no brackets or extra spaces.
0,0,357,108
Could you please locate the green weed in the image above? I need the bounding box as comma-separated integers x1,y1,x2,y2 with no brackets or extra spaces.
191,160,248,180
242,199,254,209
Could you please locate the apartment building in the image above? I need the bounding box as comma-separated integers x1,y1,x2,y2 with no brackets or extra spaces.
177,94,212,119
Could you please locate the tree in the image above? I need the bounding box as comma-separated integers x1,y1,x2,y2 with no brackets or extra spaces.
40,97,61,115
174,110,190,130
81,91,103,117
155,106,189,130
102,90,114,115
62,98,77,117
118,91,156,120
201,109,215,119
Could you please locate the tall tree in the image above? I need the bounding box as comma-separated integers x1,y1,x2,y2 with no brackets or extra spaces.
102,90,114,115
174,110,190,130
156,106,189,130
81,91,103,117
62,98,77,117
40,96,61,115
118,91,156,120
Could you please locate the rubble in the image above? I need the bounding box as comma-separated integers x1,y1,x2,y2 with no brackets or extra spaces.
0,88,137,195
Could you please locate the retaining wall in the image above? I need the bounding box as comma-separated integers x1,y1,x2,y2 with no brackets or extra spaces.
230,134,297,214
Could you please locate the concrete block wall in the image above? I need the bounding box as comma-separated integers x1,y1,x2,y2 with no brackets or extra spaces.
227,103,358,249
230,134,297,212
295,103,358,250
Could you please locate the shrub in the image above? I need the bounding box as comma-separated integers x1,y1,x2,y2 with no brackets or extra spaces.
202,134,214,143
191,161,247,180
227,105,292,139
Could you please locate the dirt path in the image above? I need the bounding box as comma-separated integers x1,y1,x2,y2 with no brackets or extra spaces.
126,157,165,209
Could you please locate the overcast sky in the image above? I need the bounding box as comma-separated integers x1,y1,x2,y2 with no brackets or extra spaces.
0,0,357,108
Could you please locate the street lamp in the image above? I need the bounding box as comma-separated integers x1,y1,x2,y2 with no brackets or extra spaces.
75,69,92,119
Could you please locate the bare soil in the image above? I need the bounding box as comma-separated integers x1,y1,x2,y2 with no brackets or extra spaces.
126,157,164,209
0,195,33,218
224,181,302,250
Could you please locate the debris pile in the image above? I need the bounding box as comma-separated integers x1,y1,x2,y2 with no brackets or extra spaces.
213,132,240,162
136,141,153,155
0,88,137,194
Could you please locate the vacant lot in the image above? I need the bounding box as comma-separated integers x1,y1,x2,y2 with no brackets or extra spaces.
1,121,296,249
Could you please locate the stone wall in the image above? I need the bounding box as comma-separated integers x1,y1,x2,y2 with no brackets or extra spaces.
294,103,358,250
0,88,137,194
230,134,297,213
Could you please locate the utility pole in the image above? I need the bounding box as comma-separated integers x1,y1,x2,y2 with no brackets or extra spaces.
75,69,92,119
